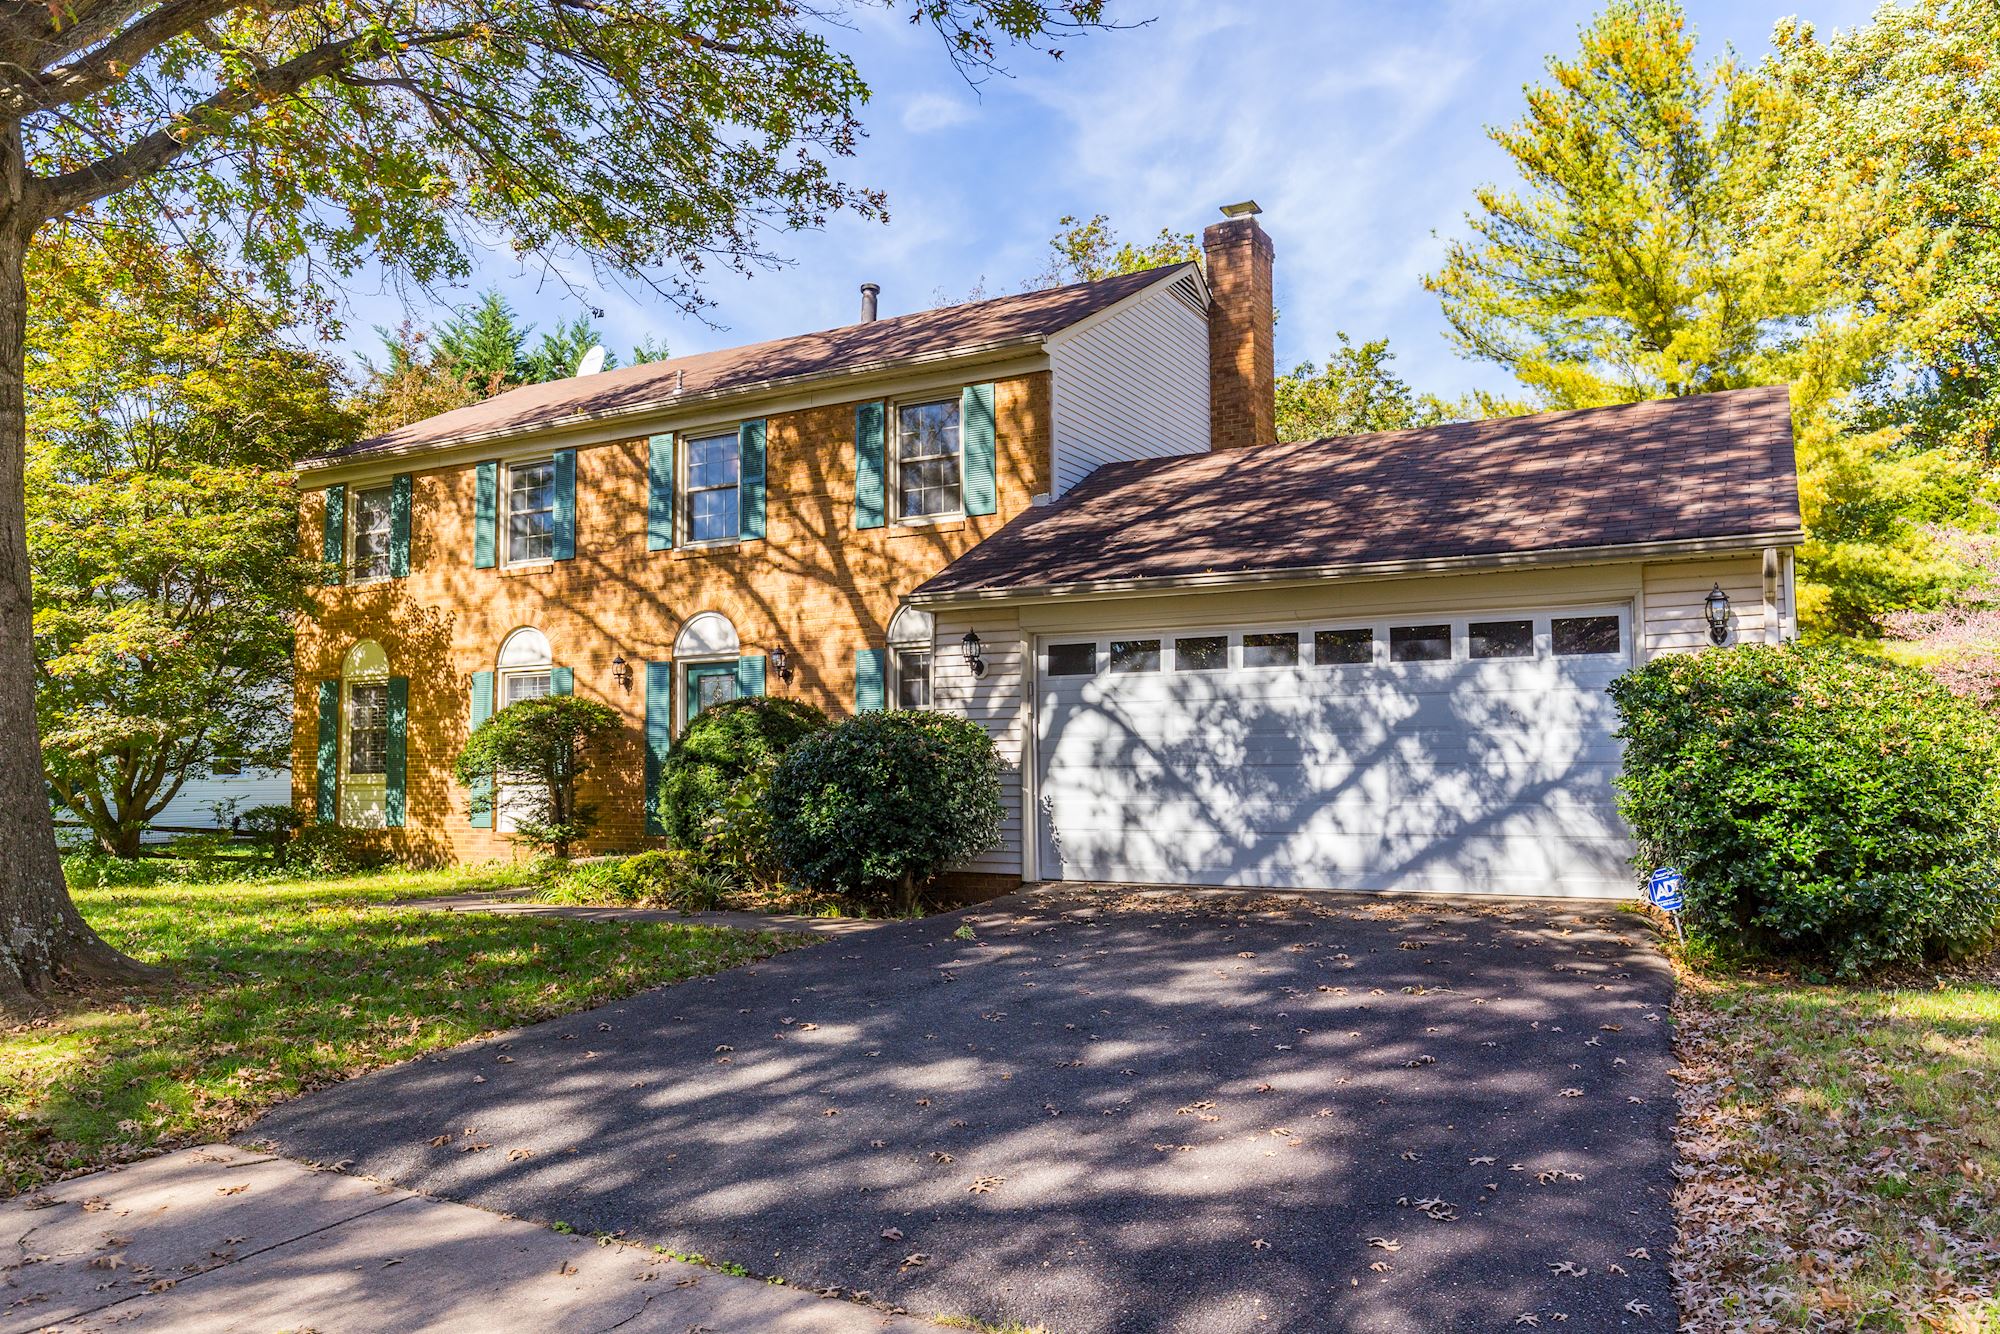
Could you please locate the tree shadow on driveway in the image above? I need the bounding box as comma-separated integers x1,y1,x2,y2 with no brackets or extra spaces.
246,889,1678,1334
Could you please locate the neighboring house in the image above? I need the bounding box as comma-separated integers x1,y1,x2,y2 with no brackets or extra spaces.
54,765,293,846
296,204,1802,896
293,250,1215,867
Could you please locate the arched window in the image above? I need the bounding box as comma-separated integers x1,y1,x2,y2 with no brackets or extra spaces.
496,626,553,707
673,612,741,725
339,640,390,828
888,606,934,709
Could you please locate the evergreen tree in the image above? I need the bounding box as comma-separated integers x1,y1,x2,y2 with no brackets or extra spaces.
1276,334,1461,441
629,334,673,366
435,290,529,395
523,313,620,383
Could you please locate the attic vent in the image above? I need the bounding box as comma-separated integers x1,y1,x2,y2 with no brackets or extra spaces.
1168,270,1206,317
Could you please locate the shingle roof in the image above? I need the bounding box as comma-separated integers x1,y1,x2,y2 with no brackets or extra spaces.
912,386,1801,601
309,264,1192,464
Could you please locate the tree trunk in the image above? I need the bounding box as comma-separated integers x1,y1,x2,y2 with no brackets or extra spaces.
0,126,157,1014
109,824,146,859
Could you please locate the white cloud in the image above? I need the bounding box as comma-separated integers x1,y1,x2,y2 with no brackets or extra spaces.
900,91,977,133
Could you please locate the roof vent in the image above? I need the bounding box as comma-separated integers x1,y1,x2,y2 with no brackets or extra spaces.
860,282,880,322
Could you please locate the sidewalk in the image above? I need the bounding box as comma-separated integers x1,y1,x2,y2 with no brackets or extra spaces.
396,886,896,937
2,1146,929,1333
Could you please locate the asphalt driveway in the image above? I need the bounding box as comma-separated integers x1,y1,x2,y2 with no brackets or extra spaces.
248,889,1678,1333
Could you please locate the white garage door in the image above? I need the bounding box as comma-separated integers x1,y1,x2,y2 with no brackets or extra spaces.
1033,607,1636,897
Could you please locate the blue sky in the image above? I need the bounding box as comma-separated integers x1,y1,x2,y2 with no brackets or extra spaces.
338,0,1884,402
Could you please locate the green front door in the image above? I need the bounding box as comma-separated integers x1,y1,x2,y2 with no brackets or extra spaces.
685,663,738,725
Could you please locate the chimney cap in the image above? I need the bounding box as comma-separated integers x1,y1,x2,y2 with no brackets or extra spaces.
1219,200,1262,218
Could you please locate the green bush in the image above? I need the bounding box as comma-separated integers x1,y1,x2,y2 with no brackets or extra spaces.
283,820,390,878
660,696,829,851
454,694,622,857
239,803,304,857
538,850,728,911
1609,642,2000,976
768,709,1003,914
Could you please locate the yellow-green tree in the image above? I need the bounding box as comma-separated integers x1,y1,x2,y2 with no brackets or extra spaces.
1426,0,1980,636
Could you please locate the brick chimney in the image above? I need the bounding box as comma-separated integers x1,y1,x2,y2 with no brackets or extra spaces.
1203,202,1276,450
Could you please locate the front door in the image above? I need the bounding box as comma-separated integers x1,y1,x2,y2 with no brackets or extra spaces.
685,663,738,726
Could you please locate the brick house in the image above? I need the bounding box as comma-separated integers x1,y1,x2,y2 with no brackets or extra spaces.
297,204,1803,896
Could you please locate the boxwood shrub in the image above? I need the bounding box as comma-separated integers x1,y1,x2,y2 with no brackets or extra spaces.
659,696,830,851
1609,642,2000,976
768,710,1003,913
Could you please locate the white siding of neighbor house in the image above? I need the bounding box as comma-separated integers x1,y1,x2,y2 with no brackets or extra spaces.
930,611,1031,877
1046,271,1211,496
54,767,294,845
928,552,1791,887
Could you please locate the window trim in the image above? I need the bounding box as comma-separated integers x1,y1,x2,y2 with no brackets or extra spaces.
681,425,744,549
347,483,395,584
891,646,933,709
890,393,965,525
338,640,390,830
502,456,559,567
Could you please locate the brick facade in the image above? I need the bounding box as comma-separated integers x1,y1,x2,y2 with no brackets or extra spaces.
293,372,1053,864
1203,214,1276,450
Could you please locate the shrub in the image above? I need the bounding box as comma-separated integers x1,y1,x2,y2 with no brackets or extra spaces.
538,850,728,911
659,696,829,850
768,709,1003,914
283,820,389,877
239,804,305,858
1609,642,2000,976
454,694,622,857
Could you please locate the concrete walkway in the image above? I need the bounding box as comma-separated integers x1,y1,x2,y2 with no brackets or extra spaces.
397,886,895,937
1,1146,929,1333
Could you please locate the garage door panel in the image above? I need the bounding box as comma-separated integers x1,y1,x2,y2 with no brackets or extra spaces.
1036,609,1636,897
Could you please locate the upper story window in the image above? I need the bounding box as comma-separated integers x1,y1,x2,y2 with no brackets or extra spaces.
685,429,741,544
895,398,962,520
350,485,394,581
507,459,556,563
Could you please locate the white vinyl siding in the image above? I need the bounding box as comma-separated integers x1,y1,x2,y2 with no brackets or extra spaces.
133,767,293,836
931,612,1029,877
1046,271,1210,496
1640,556,1767,658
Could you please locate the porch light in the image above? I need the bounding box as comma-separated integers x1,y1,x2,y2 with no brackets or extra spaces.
610,654,632,689
1703,583,1732,645
961,629,986,679
770,645,795,685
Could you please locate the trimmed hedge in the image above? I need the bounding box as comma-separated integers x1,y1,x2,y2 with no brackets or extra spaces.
1609,643,2000,976
768,709,1002,913
659,696,830,851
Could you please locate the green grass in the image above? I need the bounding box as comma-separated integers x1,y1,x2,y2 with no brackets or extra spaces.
1,865,808,1196
1676,967,2000,1330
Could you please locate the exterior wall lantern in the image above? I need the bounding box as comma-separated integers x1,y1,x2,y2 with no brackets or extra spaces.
610,654,632,690
961,629,986,679
1703,583,1732,645
770,645,795,685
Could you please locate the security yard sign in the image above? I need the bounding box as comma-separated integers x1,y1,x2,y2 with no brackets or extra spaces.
1646,867,1686,940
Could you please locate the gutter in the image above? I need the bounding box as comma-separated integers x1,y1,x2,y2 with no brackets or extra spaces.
906,529,1809,609
297,331,1052,474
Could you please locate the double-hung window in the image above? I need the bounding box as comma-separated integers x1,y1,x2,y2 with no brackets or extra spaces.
894,649,932,708
347,683,389,776
350,485,394,581
502,669,552,707
506,460,556,563
685,430,741,544
895,398,962,520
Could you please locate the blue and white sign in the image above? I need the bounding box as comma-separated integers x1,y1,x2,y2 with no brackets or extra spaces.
1646,867,1686,913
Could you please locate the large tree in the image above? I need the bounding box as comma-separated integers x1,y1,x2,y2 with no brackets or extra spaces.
1274,332,1461,441
1425,0,1982,635
29,235,349,856
0,0,1112,1009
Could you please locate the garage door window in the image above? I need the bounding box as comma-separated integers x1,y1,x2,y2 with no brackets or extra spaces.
1314,627,1373,665
1389,624,1452,662
1469,619,1534,659
1553,614,1621,656
1109,639,1161,673
1174,635,1229,672
1243,632,1299,668
1048,642,1097,676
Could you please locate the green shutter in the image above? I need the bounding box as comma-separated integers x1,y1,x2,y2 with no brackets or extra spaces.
739,419,766,540
647,433,675,550
468,670,494,827
552,448,576,561
315,680,339,821
474,462,499,569
855,649,885,713
962,382,997,516
385,676,408,828
736,655,765,699
389,474,412,579
644,661,672,836
855,401,885,530
550,666,573,696
321,484,345,585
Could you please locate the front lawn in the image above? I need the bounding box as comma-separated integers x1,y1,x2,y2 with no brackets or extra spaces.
1674,966,2000,1329
1,866,806,1196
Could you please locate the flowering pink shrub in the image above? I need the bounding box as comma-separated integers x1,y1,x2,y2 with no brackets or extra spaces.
1884,523,2000,707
